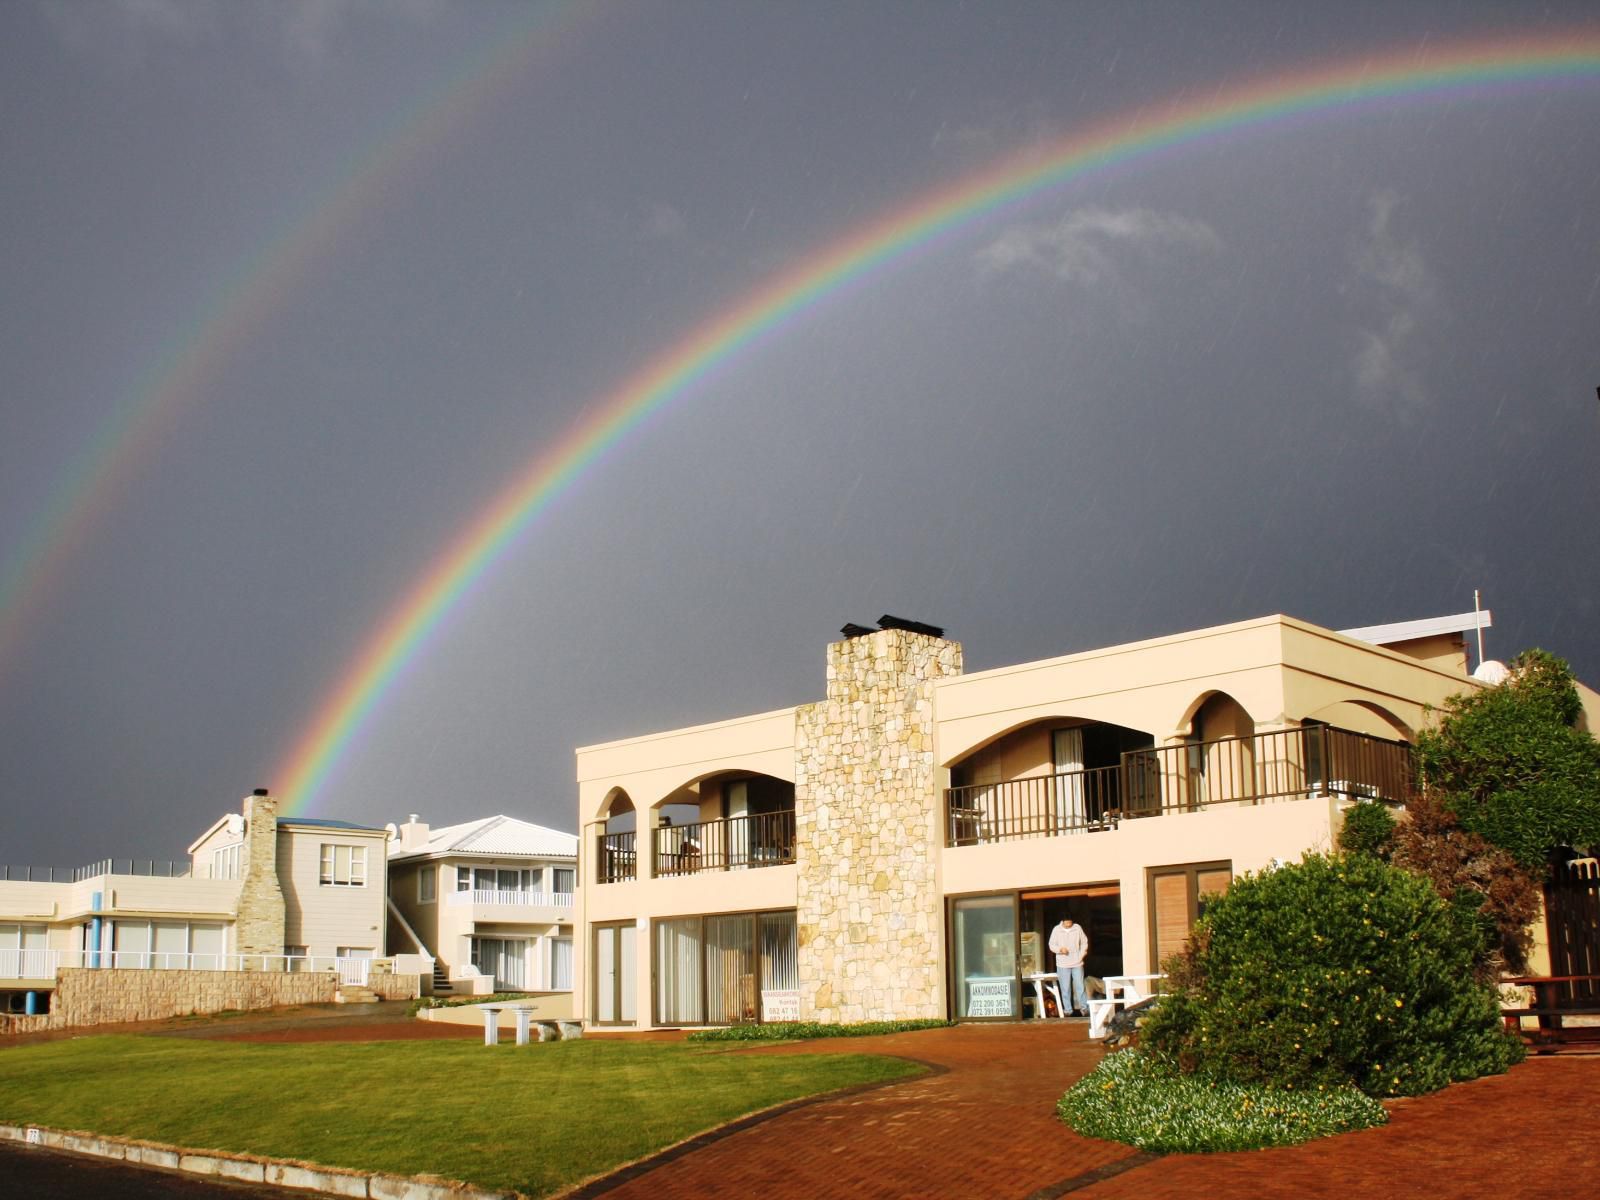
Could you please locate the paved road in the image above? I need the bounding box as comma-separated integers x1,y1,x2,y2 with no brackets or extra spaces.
0,1139,303,1199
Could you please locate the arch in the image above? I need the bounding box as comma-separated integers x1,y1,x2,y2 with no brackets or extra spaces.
940,714,1156,771
594,787,636,832
1302,699,1413,742
647,769,796,826
1175,690,1256,740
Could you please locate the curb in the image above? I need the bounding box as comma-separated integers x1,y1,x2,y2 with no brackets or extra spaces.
0,1122,513,1200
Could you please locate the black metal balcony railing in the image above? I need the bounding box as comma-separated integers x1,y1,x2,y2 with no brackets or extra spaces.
597,831,637,884
654,810,797,878
946,725,1415,848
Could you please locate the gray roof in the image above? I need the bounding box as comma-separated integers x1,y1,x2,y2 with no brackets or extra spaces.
387,814,577,862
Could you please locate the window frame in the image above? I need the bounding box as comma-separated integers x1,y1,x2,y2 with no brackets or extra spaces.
1145,860,1232,969
319,842,368,887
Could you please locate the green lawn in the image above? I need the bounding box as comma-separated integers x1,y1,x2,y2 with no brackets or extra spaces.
0,1036,923,1196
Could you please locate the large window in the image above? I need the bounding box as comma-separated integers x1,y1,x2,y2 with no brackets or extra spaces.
653,910,798,1026
319,843,367,887
210,842,242,880
453,865,570,894
592,924,635,1023
418,866,435,904
1148,861,1232,968
0,923,47,978
550,935,573,991
470,937,527,989
108,920,225,969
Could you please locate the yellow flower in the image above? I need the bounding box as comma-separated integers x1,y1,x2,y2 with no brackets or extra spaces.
1394,999,1403,1008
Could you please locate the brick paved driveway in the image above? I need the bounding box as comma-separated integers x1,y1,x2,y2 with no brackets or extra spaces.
573,1023,1599,1200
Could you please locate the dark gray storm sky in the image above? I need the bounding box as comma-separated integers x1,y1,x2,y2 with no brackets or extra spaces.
3,1,1598,867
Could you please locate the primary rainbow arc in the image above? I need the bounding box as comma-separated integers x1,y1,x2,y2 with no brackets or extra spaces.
255,29,1600,809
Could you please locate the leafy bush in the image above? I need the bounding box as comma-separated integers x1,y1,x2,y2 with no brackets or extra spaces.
1417,649,1600,867
1140,853,1523,1097
1337,800,1397,858
1390,792,1542,977
1058,1050,1386,1152
686,1019,954,1042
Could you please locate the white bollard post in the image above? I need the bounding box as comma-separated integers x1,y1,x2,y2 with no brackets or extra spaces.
482,1005,502,1046
513,1007,533,1046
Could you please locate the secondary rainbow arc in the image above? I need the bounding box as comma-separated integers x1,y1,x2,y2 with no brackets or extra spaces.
0,1,592,676
252,30,1600,809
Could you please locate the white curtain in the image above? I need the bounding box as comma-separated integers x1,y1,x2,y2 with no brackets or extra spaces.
1053,727,1085,830
726,781,750,868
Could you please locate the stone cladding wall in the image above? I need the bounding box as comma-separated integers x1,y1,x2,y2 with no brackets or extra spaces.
794,628,961,1022
2,968,337,1033
366,962,421,1001
235,793,286,957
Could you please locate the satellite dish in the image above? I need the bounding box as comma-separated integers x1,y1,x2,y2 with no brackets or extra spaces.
1473,659,1509,685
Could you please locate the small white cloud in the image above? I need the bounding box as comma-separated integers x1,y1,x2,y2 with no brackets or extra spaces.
976,207,1222,287
641,203,688,242
40,0,443,67
1346,191,1439,419
41,0,215,64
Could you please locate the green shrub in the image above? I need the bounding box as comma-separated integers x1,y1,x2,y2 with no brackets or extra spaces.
1336,800,1396,858
1058,1050,1386,1152
1417,649,1600,867
686,1019,954,1042
1140,853,1523,1097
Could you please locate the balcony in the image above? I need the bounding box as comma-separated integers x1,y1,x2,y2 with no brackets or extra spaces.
446,889,574,922
597,831,637,884
654,810,797,878
946,725,1414,847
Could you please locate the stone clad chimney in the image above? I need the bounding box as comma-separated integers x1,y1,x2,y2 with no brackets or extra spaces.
794,626,962,1022
234,790,286,958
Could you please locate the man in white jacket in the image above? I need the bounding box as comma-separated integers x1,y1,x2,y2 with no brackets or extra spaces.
1048,914,1090,1017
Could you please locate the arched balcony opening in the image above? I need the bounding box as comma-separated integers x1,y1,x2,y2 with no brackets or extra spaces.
1173,691,1259,810
945,717,1155,845
652,771,796,878
595,790,638,884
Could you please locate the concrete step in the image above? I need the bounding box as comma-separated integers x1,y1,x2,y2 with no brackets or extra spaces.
335,986,380,1004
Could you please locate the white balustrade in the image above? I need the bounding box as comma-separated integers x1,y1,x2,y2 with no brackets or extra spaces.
446,889,575,908
2,949,378,980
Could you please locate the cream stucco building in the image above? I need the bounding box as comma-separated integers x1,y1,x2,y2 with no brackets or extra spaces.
575,612,1501,1030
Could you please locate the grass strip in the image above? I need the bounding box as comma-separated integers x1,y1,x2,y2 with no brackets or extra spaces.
687,1019,955,1042
0,1035,922,1196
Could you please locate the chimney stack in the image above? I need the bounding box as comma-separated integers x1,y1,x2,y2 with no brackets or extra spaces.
399,813,430,851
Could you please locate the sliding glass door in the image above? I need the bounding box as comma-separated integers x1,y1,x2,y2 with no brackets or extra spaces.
653,909,798,1026
950,895,1017,1019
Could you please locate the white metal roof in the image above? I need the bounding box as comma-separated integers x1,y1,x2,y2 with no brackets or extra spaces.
1338,609,1491,648
387,814,577,861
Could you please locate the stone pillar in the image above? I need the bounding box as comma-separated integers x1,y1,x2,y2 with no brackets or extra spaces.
234,791,286,959
794,628,962,1022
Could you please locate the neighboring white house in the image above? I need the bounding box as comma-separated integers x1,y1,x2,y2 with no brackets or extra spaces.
386,814,576,998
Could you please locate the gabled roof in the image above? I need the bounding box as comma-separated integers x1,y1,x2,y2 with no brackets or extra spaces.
387,814,577,862
1339,609,1492,647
